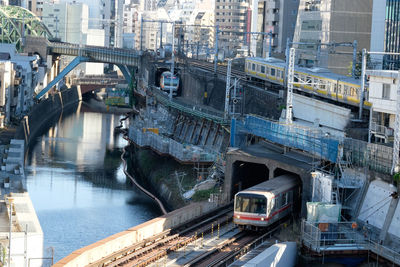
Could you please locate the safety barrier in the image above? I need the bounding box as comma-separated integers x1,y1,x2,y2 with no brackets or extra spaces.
232,115,394,174
232,115,339,162
129,127,216,163
301,219,400,265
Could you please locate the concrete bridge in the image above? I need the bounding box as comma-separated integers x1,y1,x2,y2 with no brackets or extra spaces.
71,75,126,94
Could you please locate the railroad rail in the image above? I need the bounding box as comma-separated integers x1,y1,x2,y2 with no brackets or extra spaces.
182,221,285,267
89,204,234,266
186,59,246,78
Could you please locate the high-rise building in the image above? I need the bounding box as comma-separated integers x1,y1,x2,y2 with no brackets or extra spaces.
215,0,250,56
370,0,400,69
293,0,372,75
42,2,104,75
250,0,299,57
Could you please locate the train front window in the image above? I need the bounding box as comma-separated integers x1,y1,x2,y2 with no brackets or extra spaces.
235,194,267,214
163,77,178,87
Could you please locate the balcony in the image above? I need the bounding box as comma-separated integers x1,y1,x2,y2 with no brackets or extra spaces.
370,122,394,143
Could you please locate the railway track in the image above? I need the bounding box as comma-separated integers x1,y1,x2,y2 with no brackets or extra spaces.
89,205,234,267
180,222,284,267
185,59,246,78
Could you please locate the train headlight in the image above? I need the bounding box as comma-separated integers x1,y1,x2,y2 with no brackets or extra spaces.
261,218,265,221
236,215,240,219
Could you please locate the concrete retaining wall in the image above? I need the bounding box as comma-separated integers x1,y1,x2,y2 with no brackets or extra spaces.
15,87,81,145
54,201,219,267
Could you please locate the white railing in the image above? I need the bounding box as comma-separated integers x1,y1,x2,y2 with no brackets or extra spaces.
370,122,394,139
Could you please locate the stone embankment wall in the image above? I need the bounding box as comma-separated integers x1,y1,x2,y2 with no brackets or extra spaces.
180,66,283,119
54,201,219,267
15,87,81,145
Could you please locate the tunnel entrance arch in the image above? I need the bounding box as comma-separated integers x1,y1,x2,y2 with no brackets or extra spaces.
273,168,303,214
231,161,269,198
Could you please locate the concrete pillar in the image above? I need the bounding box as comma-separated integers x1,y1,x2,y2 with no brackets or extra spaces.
269,166,276,179
379,192,399,244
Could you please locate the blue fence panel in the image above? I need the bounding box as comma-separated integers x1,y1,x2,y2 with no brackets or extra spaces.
231,115,339,163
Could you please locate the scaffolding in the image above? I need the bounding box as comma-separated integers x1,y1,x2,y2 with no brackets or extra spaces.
342,138,393,174
129,127,217,163
232,115,395,175
301,219,400,265
232,115,339,162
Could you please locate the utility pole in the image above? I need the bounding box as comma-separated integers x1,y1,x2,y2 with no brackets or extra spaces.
8,201,12,267
268,30,272,58
140,16,143,51
352,40,358,78
214,25,219,74
286,48,295,124
160,21,163,49
169,21,175,100
359,48,367,120
392,70,400,174
224,59,232,120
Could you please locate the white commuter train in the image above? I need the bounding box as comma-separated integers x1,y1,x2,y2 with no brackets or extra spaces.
245,57,371,108
233,174,301,230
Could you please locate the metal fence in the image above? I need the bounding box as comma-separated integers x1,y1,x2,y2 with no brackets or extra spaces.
301,219,400,265
129,127,216,162
343,138,393,174
301,220,367,253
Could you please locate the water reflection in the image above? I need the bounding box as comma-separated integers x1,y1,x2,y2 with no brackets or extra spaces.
25,102,160,262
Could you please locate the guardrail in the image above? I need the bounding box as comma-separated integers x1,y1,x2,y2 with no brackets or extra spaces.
49,42,140,66
149,86,228,124
301,219,400,265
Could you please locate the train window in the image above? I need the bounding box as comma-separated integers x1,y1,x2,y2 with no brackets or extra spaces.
306,76,311,85
261,65,265,74
319,80,326,90
257,64,261,72
338,84,342,94
251,197,267,214
271,68,276,76
252,63,255,71
294,76,299,83
235,194,266,214
350,87,357,97
282,192,289,206
344,85,349,96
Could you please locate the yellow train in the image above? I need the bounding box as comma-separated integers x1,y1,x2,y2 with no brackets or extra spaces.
245,57,371,108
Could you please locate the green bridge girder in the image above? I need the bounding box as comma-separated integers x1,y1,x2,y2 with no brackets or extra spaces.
0,5,52,51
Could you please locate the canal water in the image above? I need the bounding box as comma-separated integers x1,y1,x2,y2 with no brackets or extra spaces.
24,102,161,263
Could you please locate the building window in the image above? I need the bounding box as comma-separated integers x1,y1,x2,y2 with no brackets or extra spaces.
382,83,391,99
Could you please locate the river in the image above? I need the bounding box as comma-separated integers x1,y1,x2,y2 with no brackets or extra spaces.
24,102,161,263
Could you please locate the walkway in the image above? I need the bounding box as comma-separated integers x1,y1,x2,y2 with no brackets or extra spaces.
49,42,140,66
